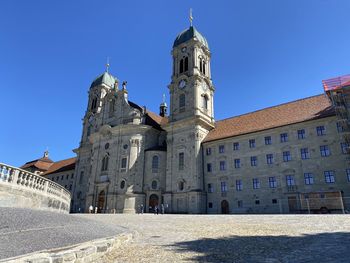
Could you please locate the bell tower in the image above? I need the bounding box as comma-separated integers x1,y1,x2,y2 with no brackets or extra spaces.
164,12,215,214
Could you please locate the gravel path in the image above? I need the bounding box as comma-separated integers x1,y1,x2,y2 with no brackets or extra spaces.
0,208,126,260
77,214,350,263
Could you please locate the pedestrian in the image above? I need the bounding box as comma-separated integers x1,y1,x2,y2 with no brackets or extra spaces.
89,205,93,214
161,203,165,215
156,205,159,215
94,206,98,214
140,204,144,214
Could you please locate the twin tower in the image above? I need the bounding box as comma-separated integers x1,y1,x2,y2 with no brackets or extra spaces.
73,23,215,214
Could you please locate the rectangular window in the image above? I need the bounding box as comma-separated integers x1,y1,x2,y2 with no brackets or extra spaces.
234,159,240,169
249,139,256,148
337,122,345,133
341,142,349,154
208,202,213,208
219,145,225,153
61,175,64,180
253,178,260,189
272,199,278,204
283,151,291,162
233,142,239,151
301,148,310,159
280,133,288,143
255,200,260,205
266,154,273,164
221,181,228,192
324,171,335,183
207,163,212,172
207,183,213,193
304,173,314,185
206,147,212,155
236,179,242,191
286,175,295,186
219,161,226,171
121,157,128,172
346,169,350,182
320,145,331,157
238,200,243,208
265,136,272,145
178,153,184,170
71,174,74,179
316,125,325,136
250,156,257,166
268,177,277,188
66,174,69,180
297,129,305,139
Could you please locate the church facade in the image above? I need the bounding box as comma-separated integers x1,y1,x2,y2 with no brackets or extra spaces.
72,24,350,214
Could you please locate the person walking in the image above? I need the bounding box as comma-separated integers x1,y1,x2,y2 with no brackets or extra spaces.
161,204,165,215
89,205,93,214
140,204,144,214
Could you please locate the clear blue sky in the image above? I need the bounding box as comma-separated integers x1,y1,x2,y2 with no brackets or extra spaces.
1,0,349,166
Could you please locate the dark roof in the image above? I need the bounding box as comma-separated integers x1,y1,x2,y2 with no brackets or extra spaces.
90,72,117,88
43,157,76,176
173,26,209,48
204,94,334,143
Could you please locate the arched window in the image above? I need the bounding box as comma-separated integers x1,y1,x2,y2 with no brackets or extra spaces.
151,180,158,190
87,126,91,137
109,99,115,117
120,180,126,189
199,58,203,73
152,155,159,173
178,181,185,191
101,155,109,171
203,94,209,110
179,59,184,73
179,94,186,108
91,97,98,110
203,61,206,75
184,57,188,72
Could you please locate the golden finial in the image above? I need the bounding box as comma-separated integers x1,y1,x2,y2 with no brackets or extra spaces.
189,8,193,26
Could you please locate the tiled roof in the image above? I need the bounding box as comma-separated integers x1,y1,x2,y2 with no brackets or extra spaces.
146,110,168,126
204,94,334,143
43,157,76,176
21,157,54,171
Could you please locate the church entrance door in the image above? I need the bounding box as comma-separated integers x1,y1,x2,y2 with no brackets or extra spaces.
149,194,159,213
98,190,105,213
221,200,229,214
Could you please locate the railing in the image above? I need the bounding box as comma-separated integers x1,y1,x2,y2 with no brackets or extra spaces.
0,163,71,212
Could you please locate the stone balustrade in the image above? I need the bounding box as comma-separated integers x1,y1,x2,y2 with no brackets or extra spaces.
0,163,71,213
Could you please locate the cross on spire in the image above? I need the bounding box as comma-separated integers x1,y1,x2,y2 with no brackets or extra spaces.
189,8,193,26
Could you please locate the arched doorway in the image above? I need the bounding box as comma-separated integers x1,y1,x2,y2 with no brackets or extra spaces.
149,194,159,213
98,190,105,213
221,200,229,214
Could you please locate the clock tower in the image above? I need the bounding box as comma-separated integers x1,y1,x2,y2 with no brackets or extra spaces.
164,18,215,214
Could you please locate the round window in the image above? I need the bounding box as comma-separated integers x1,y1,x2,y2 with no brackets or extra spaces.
120,180,126,189
151,180,157,190
105,143,109,149
123,144,128,150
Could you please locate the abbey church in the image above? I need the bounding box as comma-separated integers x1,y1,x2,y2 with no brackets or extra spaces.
42,22,350,214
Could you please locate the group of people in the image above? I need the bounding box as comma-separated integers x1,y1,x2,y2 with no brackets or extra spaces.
139,204,167,214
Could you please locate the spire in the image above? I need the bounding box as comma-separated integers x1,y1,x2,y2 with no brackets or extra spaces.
189,8,193,27
106,57,110,73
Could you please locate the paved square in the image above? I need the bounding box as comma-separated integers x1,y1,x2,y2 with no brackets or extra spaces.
76,214,350,262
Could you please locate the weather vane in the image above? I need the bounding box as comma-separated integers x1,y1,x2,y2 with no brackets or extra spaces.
189,8,193,26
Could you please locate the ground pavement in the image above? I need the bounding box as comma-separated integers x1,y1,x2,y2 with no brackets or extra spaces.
77,213,350,263
0,207,127,260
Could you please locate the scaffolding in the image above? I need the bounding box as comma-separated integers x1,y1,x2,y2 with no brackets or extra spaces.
323,74,350,151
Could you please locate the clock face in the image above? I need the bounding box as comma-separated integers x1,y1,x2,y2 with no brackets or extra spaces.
179,79,187,89
181,47,187,53
202,82,208,91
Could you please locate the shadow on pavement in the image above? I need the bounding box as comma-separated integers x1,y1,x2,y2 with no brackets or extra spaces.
170,232,350,262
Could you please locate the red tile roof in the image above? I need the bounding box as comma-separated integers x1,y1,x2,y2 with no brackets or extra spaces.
43,157,76,176
21,157,54,171
203,94,334,143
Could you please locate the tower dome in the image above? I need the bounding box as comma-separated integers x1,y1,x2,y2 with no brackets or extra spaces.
90,72,117,89
173,26,209,48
